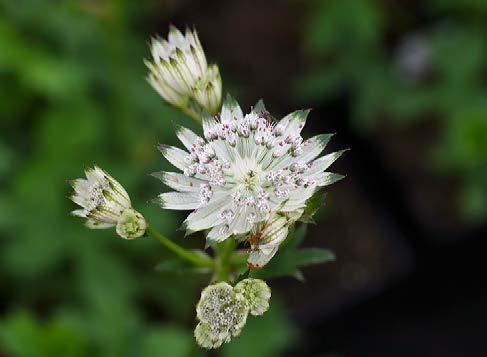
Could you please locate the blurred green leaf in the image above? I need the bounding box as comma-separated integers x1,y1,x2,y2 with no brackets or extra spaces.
252,226,335,280
299,191,327,224
140,326,195,357
222,299,297,357
0,311,88,357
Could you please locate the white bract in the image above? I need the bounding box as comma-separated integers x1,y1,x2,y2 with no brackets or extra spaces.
246,210,301,269
145,26,222,115
156,95,343,255
70,166,146,239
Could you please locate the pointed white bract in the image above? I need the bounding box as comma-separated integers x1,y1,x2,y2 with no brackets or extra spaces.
70,166,146,239
246,210,302,269
156,96,343,260
146,26,222,115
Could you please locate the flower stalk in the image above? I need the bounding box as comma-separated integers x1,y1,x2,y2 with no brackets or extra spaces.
146,225,214,268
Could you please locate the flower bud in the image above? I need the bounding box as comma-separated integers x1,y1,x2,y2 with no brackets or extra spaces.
195,282,249,349
234,278,271,316
146,26,222,116
115,208,147,240
247,210,303,269
70,166,146,239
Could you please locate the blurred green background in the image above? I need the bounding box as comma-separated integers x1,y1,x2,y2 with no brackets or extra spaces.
0,0,486,356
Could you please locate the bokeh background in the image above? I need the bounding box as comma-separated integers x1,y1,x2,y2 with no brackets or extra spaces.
1,0,487,356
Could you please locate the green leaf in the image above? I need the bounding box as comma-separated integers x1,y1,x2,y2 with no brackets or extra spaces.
299,191,327,224
296,248,336,266
0,311,88,357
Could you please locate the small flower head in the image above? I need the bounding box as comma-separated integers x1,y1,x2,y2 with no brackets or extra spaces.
116,208,147,240
195,282,249,349
156,95,344,253
146,26,222,115
70,166,145,239
234,278,271,316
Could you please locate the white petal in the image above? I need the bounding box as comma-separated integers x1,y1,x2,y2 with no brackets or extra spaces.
277,109,310,137
85,219,115,229
71,209,87,218
153,171,204,192
315,172,345,187
159,144,188,171
220,95,243,123
202,112,217,137
269,134,333,171
157,192,200,210
227,207,252,236
307,149,346,175
183,195,231,232
175,125,203,150
207,224,231,242
247,246,278,269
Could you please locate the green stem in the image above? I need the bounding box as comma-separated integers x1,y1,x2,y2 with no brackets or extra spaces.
146,226,214,268
214,239,238,281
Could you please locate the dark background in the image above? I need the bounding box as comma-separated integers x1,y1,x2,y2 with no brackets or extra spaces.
1,0,486,356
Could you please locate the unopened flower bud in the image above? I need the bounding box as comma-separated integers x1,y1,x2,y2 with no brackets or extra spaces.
115,208,146,240
146,26,222,116
234,278,271,316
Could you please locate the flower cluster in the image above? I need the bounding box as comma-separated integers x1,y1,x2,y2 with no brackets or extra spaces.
69,25,344,351
156,95,343,266
145,26,222,117
194,279,271,349
70,166,146,239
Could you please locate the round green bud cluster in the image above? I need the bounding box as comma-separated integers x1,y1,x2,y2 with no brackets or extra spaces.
115,208,147,240
234,278,271,316
194,278,271,349
195,282,248,349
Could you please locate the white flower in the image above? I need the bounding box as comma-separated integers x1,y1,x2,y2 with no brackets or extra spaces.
195,282,249,349
234,278,271,316
70,166,146,239
145,26,222,115
155,95,344,246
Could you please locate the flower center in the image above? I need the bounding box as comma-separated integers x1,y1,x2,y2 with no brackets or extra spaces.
242,170,260,191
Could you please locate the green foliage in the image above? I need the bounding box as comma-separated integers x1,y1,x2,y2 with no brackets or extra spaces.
299,0,487,220
0,0,200,355
140,326,196,357
252,226,335,281
0,311,88,357
299,191,327,224
221,299,297,357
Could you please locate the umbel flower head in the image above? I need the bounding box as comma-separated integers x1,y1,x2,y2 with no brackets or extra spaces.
70,166,146,239
195,282,249,349
145,26,222,116
155,95,344,255
194,279,271,349
234,278,271,316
